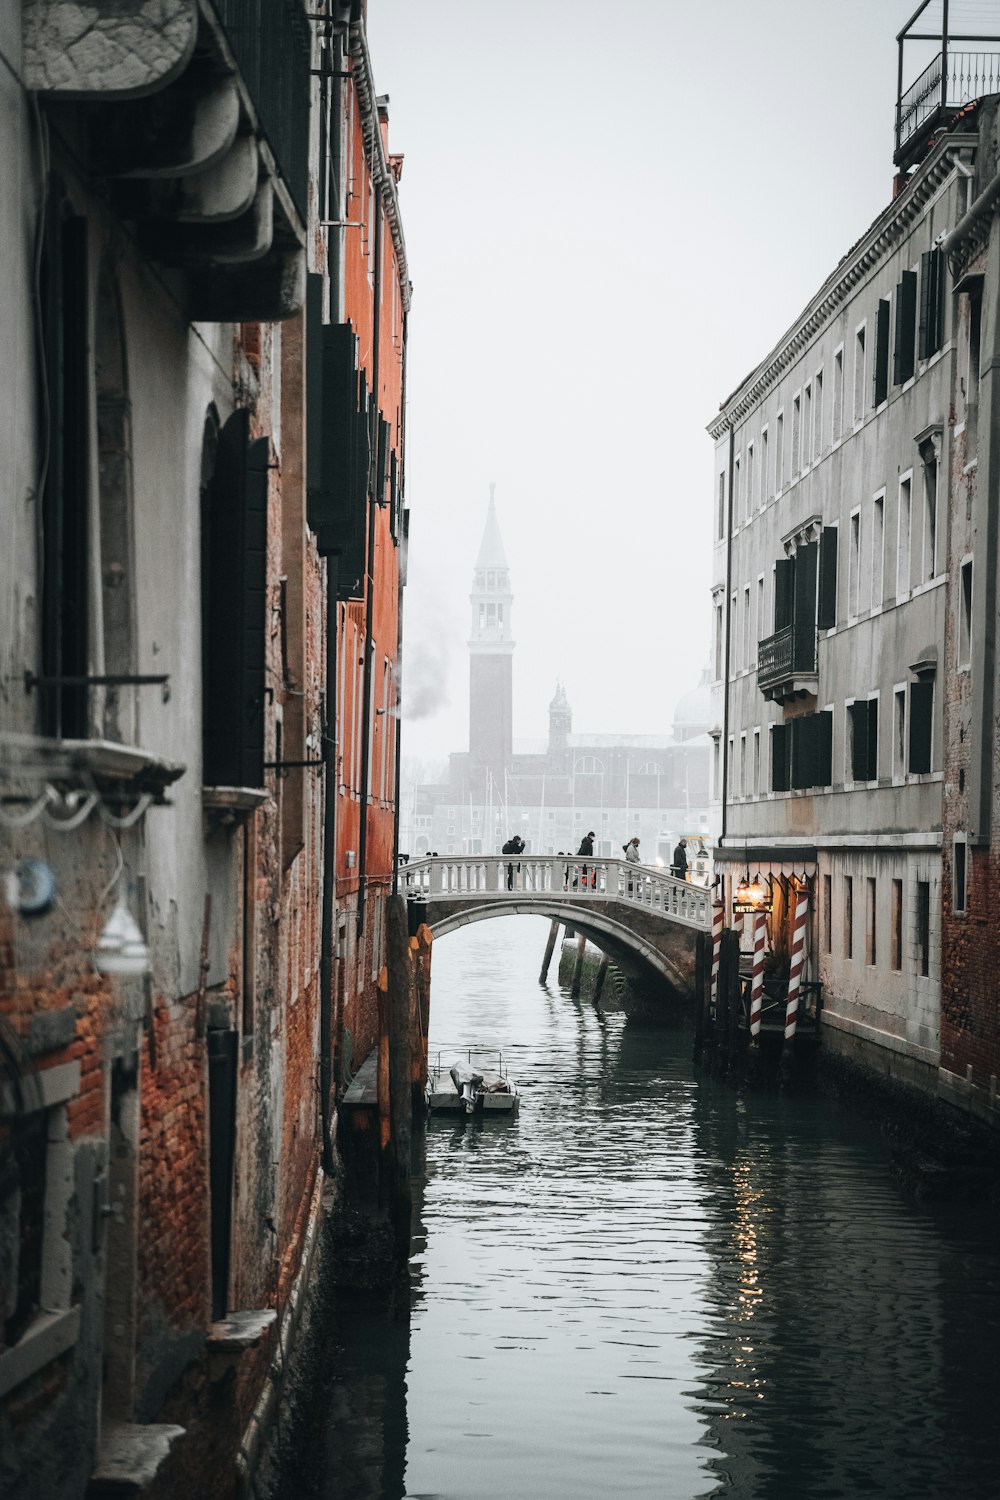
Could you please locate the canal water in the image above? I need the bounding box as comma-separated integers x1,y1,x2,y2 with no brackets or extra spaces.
280,915,1000,1500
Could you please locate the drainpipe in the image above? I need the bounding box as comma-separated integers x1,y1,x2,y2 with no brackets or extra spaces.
391,310,408,895
356,183,383,938
940,166,1000,256
319,557,338,1171
318,36,345,1172
719,425,736,857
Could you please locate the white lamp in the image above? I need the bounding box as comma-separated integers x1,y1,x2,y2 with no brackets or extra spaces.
95,896,151,978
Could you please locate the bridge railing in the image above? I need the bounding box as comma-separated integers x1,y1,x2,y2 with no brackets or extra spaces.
398,856,711,927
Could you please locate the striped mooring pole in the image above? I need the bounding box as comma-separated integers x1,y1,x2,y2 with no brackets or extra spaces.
710,901,724,1009
749,910,767,1038
784,884,810,1040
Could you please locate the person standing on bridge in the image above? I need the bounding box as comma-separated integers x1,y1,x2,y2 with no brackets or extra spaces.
575,830,595,890
671,837,688,881
502,834,525,891
623,835,641,893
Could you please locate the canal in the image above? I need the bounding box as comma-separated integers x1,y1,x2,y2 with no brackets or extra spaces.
276,915,1000,1500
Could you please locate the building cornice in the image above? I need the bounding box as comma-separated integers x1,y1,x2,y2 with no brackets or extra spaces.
706,134,972,440
349,21,412,312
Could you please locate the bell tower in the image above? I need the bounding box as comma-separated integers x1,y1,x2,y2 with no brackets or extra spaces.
468,484,514,790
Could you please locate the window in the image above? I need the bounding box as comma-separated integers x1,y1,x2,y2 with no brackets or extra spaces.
872,492,885,609
803,385,812,467
822,873,833,953
746,443,754,520
908,679,933,774
916,880,930,976
833,346,844,440
717,472,725,541
773,711,833,792
844,875,854,958
791,394,801,474
853,322,867,425
730,592,737,667
954,836,967,915
739,732,747,797
959,559,973,669
920,441,938,580
866,876,877,966
771,723,789,792
966,279,983,460
848,509,861,618
756,575,765,645
848,697,878,782
775,410,784,491
714,600,724,679
897,474,911,599
893,269,917,385
712,737,721,800
733,457,741,524
894,687,906,779
919,248,944,360
813,369,823,460
753,728,761,795
743,586,751,669
818,525,838,629
873,297,890,406
891,878,903,969
761,426,769,502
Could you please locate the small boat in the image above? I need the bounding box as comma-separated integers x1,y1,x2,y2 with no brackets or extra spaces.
426,1054,520,1117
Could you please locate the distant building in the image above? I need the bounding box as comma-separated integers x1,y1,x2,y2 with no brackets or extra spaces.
402,500,711,868
708,8,1000,1123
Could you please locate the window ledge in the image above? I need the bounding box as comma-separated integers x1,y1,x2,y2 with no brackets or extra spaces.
201,786,269,826
207,1309,276,1379
91,1420,186,1494
0,1306,81,1398
1,733,184,798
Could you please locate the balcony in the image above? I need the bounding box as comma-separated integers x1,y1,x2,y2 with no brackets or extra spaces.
894,0,1000,169
757,624,817,704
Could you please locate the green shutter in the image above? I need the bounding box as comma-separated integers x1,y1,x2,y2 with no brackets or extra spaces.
793,540,818,625
919,249,943,360
893,271,917,385
909,680,933,773
772,723,790,792
816,710,833,788
817,526,838,629
774,558,794,631
866,697,879,781
874,297,890,406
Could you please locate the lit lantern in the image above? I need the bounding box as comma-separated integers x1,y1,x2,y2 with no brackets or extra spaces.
95,897,151,978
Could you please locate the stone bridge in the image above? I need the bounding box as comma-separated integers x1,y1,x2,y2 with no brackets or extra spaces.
398,855,712,998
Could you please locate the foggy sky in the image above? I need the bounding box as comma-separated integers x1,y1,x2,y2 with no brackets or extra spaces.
367,0,919,765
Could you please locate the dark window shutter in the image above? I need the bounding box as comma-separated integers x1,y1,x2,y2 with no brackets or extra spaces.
893,271,917,384
849,701,867,782
772,723,790,792
919,250,943,360
389,449,399,542
793,540,818,625
376,415,390,506
305,291,368,597
866,697,879,781
909,680,933,773
774,558,794,631
816,710,833,787
204,408,269,788
817,526,838,629
240,437,269,789
791,715,812,790
874,297,891,406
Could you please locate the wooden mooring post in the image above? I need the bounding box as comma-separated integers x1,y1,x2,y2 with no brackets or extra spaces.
713,929,739,1079
539,919,560,984
570,932,587,998
591,952,609,1003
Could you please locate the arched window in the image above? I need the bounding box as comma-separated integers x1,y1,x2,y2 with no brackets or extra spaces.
636,762,663,775
573,756,605,775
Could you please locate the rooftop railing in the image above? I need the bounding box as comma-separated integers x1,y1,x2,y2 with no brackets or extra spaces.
896,49,1000,158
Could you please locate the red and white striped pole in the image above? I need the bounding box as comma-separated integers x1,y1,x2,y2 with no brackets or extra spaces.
784,884,810,1040
710,901,724,1009
749,911,766,1037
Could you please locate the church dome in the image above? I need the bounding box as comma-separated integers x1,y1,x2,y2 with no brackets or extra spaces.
672,666,712,741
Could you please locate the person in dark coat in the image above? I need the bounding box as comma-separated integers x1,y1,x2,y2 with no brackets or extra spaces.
502,835,525,890
575,830,595,889
671,837,688,880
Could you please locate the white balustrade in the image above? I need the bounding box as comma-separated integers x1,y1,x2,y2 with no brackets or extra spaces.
396,856,711,929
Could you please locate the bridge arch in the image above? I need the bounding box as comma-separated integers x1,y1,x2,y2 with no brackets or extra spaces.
424,901,690,994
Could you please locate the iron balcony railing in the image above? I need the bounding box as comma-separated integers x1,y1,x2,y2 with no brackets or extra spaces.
896,49,1000,158
757,623,817,693
213,0,311,223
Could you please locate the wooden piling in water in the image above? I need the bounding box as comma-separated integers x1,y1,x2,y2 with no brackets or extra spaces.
570,932,587,998
387,895,414,1253
592,952,609,1002
539,918,560,984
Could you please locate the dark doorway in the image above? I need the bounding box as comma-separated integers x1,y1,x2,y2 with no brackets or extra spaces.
207,1028,238,1321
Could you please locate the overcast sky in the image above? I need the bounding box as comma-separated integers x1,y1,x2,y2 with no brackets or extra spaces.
367,0,921,767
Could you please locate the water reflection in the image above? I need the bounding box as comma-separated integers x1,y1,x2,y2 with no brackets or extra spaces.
278,916,1000,1500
